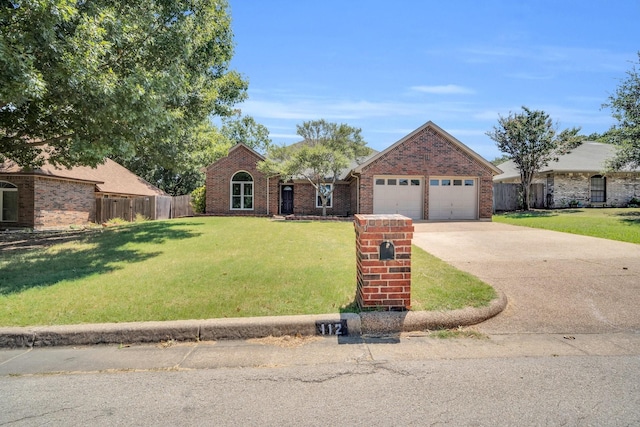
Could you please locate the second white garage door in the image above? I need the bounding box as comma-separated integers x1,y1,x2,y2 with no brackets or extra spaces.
373,176,423,219
428,177,478,220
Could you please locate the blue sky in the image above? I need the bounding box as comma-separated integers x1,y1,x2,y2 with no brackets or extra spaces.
226,1,639,161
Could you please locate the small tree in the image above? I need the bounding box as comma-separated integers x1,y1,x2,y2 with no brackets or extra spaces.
191,186,206,214
258,119,370,216
486,107,581,210
603,52,640,171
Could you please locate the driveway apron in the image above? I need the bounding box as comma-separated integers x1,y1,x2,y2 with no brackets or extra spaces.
412,222,640,334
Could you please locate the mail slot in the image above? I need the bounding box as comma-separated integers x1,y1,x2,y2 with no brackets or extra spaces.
380,241,395,260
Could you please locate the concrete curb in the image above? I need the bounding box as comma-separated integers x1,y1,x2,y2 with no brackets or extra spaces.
0,293,506,348
361,290,507,334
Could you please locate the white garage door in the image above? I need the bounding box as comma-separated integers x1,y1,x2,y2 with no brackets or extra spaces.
373,176,423,219
428,178,478,220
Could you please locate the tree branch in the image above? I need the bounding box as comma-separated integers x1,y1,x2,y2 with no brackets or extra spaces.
1,133,74,147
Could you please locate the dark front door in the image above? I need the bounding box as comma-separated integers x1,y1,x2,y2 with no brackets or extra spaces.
281,185,293,214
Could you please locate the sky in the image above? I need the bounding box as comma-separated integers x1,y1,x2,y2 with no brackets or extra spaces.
225,1,639,161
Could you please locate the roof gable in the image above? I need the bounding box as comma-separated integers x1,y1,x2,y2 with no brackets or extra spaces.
205,143,265,173
354,121,501,175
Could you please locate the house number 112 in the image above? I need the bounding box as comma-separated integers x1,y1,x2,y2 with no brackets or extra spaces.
316,320,348,336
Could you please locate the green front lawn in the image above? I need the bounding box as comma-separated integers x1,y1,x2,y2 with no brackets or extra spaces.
0,217,495,327
494,208,640,244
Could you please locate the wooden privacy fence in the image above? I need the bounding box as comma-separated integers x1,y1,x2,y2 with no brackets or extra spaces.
493,183,545,212
96,195,194,223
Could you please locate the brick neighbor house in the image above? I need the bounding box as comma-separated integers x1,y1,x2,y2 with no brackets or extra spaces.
0,158,166,230
205,121,501,220
494,142,640,208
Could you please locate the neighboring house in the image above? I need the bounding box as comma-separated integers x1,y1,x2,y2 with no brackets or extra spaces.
205,121,501,220
493,142,640,208
0,158,166,229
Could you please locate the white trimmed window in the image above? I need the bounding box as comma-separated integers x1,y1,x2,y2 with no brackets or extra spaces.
316,183,333,208
0,181,18,222
230,171,253,210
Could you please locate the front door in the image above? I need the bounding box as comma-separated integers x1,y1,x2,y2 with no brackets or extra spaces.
281,185,293,214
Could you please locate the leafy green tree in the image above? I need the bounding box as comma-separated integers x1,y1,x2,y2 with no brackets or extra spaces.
0,0,247,168
221,114,272,154
486,107,581,210
116,114,270,195
116,121,233,195
259,119,371,216
603,52,640,170
584,132,608,142
491,154,511,166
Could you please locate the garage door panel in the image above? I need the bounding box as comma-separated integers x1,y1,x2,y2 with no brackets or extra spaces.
428,178,478,220
373,176,423,219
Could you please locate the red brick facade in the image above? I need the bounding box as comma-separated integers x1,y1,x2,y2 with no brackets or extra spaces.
0,174,95,229
205,144,353,217
205,124,500,220
288,180,352,216
34,177,96,229
205,144,276,215
354,214,413,310
354,122,498,220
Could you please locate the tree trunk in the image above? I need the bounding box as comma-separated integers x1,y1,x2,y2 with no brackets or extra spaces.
522,183,531,210
521,170,533,211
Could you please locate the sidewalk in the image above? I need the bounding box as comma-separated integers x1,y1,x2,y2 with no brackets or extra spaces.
0,292,506,348
2,331,640,377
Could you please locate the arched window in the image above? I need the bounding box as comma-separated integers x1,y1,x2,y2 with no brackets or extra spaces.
590,175,606,203
0,181,18,222
230,171,253,210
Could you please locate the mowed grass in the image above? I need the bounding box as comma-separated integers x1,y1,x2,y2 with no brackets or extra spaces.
0,217,495,326
494,208,640,244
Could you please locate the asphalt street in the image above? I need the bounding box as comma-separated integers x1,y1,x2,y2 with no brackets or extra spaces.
1,333,640,426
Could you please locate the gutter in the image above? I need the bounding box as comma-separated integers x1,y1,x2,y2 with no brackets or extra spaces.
350,171,360,214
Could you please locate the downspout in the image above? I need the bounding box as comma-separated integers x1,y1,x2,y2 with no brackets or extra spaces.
350,171,360,214
266,177,270,216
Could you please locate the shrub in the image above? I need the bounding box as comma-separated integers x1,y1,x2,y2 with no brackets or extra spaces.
134,213,149,222
191,186,206,214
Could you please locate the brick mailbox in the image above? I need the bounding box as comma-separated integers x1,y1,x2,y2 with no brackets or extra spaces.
354,214,414,311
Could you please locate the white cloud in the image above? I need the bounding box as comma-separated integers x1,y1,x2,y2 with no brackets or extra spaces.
268,132,299,140
505,72,554,80
411,84,476,95
240,98,429,121
461,45,634,73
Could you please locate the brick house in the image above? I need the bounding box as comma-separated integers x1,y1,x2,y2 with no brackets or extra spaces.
205,121,501,220
0,158,166,229
494,142,640,208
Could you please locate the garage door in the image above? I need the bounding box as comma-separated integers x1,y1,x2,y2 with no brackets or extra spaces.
373,176,423,219
428,178,478,220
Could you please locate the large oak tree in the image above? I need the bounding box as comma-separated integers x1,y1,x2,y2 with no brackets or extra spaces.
116,114,271,195
0,0,247,168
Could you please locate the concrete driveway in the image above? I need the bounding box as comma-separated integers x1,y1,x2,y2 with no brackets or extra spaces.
413,222,640,334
